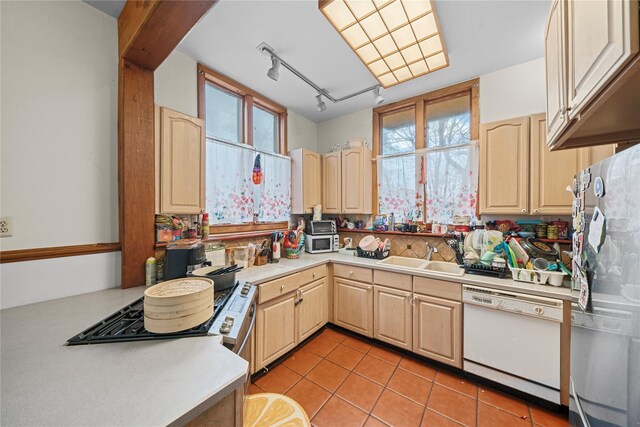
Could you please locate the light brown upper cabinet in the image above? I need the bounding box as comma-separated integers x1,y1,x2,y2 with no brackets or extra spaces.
482,114,616,216
545,0,640,150
290,148,321,214
479,117,530,214
322,146,372,214
157,107,205,214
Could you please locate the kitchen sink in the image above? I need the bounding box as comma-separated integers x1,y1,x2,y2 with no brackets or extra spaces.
420,261,465,276
377,256,428,269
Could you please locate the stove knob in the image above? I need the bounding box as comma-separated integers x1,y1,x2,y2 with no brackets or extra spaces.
224,316,235,325
241,288,249,295
219,322,231,334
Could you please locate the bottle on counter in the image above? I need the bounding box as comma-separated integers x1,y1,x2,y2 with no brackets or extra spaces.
145,257,157,287
202,213,209,239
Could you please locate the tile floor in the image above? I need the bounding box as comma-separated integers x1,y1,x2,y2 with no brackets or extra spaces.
250,328,569,427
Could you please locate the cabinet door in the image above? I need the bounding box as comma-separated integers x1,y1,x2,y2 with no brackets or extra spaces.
530,114,582,215
160,107,205,214
255,293,297,369
373,286,412,350
341,148,363,214
334,277,373,337
322,152,341,214
413,294,462,368
303,151,322,213
298,278,328,342
545,0,568,144
479,117,530,214
580,144,616,169
567,0,639,118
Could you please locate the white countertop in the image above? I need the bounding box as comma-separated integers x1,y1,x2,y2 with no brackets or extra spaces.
0,287,248,427
237,252,573,301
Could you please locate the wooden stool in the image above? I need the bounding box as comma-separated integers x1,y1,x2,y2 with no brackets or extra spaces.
244,393,310,427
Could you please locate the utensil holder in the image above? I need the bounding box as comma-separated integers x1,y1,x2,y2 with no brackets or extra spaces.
254,255,268,266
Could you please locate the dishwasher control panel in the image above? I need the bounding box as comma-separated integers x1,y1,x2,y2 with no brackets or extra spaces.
462,285,563,322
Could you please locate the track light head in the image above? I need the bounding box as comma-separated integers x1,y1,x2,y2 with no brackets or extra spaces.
373,87,384,105
267,56,280,81
316,94,327,112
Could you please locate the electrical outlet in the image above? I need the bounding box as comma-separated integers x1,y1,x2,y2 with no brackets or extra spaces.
0,217,12,237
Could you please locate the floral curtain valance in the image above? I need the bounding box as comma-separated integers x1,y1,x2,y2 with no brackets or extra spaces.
206,139,290,224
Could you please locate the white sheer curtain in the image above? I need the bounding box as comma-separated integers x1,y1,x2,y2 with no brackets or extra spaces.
425,140,479,223
205,140,255,224
256,153,291,222
377,152,424,222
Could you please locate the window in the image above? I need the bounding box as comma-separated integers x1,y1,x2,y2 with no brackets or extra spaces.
198,64,289,229
374,80,479,224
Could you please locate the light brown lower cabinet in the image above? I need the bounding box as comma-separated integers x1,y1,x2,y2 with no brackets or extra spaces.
255,293,297,369
333,277,373,337
373,285,412,350
412,294,462,368
298,278,328,342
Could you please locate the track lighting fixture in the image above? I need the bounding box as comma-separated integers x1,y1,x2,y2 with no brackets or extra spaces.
316,94,327,112
373,87,384,105
257,42,382,113
267,56,280,81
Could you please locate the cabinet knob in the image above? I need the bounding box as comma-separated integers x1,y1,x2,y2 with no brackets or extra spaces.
533,209,540,213
280,285,285,291
521,209,527,213
312,272,316,278
349,271,353,276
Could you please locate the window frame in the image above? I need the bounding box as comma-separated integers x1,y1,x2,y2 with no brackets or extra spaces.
372,78,479,220
197,63,289,234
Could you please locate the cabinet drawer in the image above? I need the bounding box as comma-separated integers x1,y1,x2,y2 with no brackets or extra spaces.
333,264,372,283
259,273,301,304
374,270,411,291
299,264,327,285
413,276,461,301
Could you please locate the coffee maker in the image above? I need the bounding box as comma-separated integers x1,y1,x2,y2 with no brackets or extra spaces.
165,243,209,280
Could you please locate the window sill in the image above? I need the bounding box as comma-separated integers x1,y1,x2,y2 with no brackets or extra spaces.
154,227,289,249
337,228,448,238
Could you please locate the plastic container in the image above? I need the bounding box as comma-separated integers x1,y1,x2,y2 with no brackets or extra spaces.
510,267,566,286
234,246,250,269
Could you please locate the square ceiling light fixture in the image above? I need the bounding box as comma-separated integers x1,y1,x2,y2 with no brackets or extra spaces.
319,0,449,88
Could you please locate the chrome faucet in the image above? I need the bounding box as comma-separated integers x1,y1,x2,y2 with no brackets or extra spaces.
425,243,439,261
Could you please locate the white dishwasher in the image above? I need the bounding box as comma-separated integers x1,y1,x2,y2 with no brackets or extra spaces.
463,285,563,404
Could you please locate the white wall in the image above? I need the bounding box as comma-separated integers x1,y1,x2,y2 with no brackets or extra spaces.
1,1,118,250
480,57,546,123
317,108,373,154
0,1,120,308
154,50,199,117
287,111,318,152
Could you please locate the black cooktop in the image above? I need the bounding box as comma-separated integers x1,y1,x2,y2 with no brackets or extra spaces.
67,282,239,345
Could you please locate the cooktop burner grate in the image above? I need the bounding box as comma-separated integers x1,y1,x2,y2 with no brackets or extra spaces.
66,282,239,345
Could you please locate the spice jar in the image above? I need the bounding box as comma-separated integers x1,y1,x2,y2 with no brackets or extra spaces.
547,225,559,240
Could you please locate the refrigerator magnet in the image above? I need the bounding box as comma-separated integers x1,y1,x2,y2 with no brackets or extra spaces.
579,191,585,210
578,277,589,311
594,176,605,197
588,206,606,253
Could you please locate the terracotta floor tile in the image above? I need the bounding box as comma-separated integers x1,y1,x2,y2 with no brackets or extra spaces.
326,344,366,370
253,364,301,394
306,359,350,392
398,356,437,381
387,368,433,405
342,335,373,353
364,416,389,427
285,378,331,419
479,386,530,418
434,370,477,398
247,383,264,395
304,335,340,358
353,355,397,385
427,385,477,427
368,345,402,365
320,328,348,343
478,402,531,427
282,349,322,376
371,389,425,427
421,409,464,427
530,405,569,427
312,395,368,427
336,372,384,412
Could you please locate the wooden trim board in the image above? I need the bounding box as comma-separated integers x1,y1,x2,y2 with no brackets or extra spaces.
0,243,121,264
